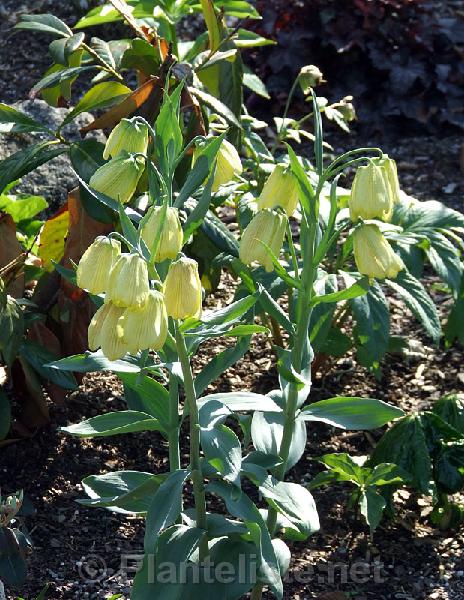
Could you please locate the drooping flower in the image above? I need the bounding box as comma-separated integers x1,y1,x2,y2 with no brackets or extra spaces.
89,152,145,204
349,162,393,222
88,301,128,360
256,165,300,217
122,290,168,353
103,118,149,160
298,65,324,94
163,257,202,320
76,236,121,295
194,139,243,193
140,206,183,262
239,209,287,273
106,253,149,308
378,155,401,205
353,223,404,279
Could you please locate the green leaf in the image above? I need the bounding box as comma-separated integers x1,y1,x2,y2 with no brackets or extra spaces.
20,340,78,390
120,38,161,76
258,285,296,336
0,296,24,366
199,400,242,486
189,86,241,129
445,290,464,346
0,390,11,440
62,81,130,127
46,350,141,373
80,470,164,514
425,231,462,294
433,394,464,435
144,469,190,553
318,453,366,484
259,476,320,537
0,142,66,194
0,103,52,135
200,210,239,256
367,463,408,487
91,36,116,69
154,83,183,177
393,198,464,232
300,397,404,430
234,29,275,48
31,66,97,97
385,270,441,342
311,276,370,307
243,71,270,99
0,528,28,587
350,281,390,370
434,441,464,494
360,488,386,533
0,193,48,223
208,480,283,599
15,13,73,37
61,410,163,437
251,411,306,472
119,372,170,428
197,391,281,413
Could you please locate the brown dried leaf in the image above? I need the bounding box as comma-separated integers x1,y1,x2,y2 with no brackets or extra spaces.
28,321,67,404
80,77,161,134
0,213,25,298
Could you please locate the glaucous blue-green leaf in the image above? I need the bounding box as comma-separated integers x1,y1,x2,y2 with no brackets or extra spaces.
80,470,164,514
119,372,170,428
197,391,281,413
20,340,78,390
61,411,164,437
15,13,73,37
46,350,142,373
299,397,404,430
433,394,464,435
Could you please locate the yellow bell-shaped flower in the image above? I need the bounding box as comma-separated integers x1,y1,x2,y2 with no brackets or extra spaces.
88,302,112,351
140,206,183,262
103,118,149,160
256,165,300,216
89,152,145,204
122,290,168,353
353,223,404,280
163,257,202,320
99,303,128,361
349,162,393,222
378,155,401,205
76,236,121,295
194,139,242,193
106,253,149,308
239,209,287,273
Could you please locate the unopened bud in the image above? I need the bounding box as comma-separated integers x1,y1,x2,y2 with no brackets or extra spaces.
239,209,287,273
76,236,121,295
122,290,168,353
103,118,149,160
89,152,145,204
256,165,299,216
353,223,404,279
107,253,149,308
163,257,202,320
140,206,183,262
299,65,324,94
349,162,392,222
378,155,401,205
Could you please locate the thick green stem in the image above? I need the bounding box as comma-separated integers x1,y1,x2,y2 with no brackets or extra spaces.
174,324,209,560
168,373,181,472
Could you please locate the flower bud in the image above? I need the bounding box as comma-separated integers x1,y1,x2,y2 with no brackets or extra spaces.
353,223,404,280
338,96,356,122
256,165,299,216
163,257,202,320
106,253,149,308
140,206,183,262
76,236,121,295
194,139,243,193
99,302,128,361
122,290,168,353
299,65,324,94
89,153,145,204
349,162,392,222
103,118,149,160
239,209,287,273
378,155,401,205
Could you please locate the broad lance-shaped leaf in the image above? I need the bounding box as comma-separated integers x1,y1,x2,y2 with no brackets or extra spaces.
251,411,306,473
61,410,164,437
197,391,282,413
259,476,320,537
0,103,52,134
119,372,170,428
80,470,164,514
46,350,143,373
199,400,242,486
15,13,73,37
208,480,283,599
299,397,404,430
